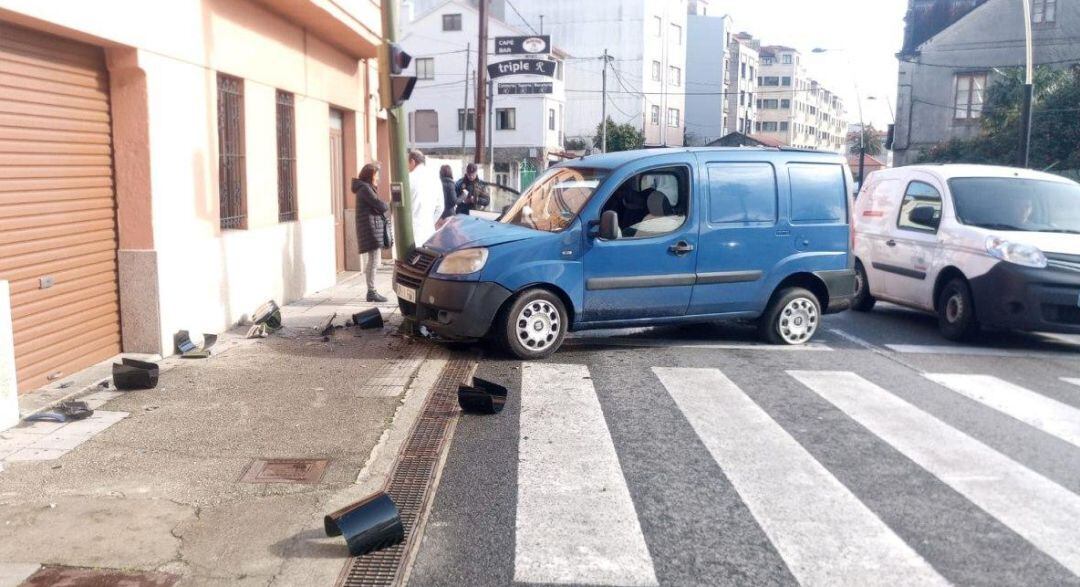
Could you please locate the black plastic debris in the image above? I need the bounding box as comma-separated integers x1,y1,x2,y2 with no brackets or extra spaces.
317,313,338,337
352,308,384,330
252,300,283,331
25,400,93,423
246,323,269,339
112,358,159,390
457,377,508,415
175,331,217,359
324,492,405,556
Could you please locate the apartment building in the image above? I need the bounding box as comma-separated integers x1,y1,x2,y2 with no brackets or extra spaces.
0,0,383,410
685,6,732,145
754,46,847,152
726,33,760,137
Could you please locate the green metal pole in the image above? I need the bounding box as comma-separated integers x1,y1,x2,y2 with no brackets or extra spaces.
381,0,414,258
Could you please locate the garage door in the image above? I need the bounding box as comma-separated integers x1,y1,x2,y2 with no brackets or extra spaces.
0,21,121,393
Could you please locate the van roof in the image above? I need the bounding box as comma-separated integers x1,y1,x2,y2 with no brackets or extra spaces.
871,163,1075,184
559,147,845,170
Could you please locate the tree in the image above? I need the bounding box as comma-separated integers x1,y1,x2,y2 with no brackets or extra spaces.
917,66,1080,170
847,124,884,157
592,117,645,152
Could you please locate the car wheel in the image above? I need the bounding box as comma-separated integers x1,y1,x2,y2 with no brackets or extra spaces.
851,261,876,312
759,287,821,345
938,277,979,341
497,289,568,359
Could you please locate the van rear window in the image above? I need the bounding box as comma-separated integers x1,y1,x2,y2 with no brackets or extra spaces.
789,164,847,223
707,163,777,224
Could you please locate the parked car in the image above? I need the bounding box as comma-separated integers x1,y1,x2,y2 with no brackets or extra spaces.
852,164,1080,340
394,148,856,359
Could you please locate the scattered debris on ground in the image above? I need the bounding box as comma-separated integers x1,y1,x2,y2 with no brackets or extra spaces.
174,330,217,359
24,400,94,423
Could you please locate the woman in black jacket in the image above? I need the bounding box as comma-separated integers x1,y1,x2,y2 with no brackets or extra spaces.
438,164,457,227
353,162,391,302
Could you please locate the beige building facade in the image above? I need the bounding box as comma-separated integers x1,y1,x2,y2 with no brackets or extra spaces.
754,46,847,152
0,0,386,409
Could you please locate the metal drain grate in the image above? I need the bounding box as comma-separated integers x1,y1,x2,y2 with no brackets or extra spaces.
338,358,474,587
240,459,329,484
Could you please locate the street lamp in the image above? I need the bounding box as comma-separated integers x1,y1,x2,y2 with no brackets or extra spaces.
1019,0,1034,167
812,47,866,190
867,95,894,124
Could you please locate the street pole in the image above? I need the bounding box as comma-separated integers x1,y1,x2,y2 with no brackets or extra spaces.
474,0,489,166
487,78,495,180
856,89,866,191
380,0,414,257
461,42,471,161
1019,0,1034,167
601,49,608,152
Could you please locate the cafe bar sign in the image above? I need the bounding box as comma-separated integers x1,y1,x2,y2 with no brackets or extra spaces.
494,35,551,56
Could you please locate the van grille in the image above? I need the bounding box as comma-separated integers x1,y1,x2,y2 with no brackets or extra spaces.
407,250,438,273
1046,253,1080,273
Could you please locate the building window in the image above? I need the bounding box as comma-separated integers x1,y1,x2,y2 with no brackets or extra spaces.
443,13,462,31
217,74,246,230
458,108,476,131
738,118,745,133
739,91,745,106
496,108,516,130
556,60,564,81
671,23,682,44
416,58,434,80
1033,0,1057,23
667,107,680,127
275,90,297,222
780,121,789,131
782,54,792,64
760,99,778,109
548,108,556,131
653,16,662,36
954,72,987,120
652,60,662,81
749,65,755,79
669,66,681,87
754,121,761,132
413,109,439,142
781,98,791,108
651,105,660,125
760,76,779,86
740,62,746,79
761,121,778,132
781,76,791,86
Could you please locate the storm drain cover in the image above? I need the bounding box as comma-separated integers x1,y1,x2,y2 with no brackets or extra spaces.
23,566,177,586
241,458,329,484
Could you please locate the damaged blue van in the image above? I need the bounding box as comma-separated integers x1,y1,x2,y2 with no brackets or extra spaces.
394,148,856,359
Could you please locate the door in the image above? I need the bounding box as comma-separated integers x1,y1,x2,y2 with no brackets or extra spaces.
887,178,944,308
0,21,122,392
583,165,698,322
689,162,783,315
329,109,346,273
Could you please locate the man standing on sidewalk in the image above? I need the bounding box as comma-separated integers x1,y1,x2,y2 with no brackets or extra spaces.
407,150,443,248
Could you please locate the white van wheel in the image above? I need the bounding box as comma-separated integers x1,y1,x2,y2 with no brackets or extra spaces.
759,287,821,345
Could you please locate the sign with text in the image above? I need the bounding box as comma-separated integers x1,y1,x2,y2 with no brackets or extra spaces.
498,82,554,95
494,35,551,56
487,59,557,79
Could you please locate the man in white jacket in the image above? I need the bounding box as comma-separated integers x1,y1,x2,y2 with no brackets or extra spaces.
407,149,443,247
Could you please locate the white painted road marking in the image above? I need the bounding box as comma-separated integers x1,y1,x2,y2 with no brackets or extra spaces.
1063,377,1080,388
886,344,1078,358
656,367,946,587
926,374,1080,449
515,363,658,586
791,370,1080,576
566,338,832,351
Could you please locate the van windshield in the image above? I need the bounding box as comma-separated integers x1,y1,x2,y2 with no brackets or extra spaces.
500,167,608,233
949,177,1080,234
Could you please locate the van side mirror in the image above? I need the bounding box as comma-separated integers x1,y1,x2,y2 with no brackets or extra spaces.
910,205,939,230
598,210,621,240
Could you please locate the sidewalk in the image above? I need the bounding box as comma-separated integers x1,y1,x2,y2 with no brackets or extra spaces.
0,265,455,586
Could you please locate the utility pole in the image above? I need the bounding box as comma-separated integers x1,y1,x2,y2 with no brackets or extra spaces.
1019,0,1034,167
601,49,608,152
379,0,414,257
487,78,495,179
474,0,490,166
461,42,471,161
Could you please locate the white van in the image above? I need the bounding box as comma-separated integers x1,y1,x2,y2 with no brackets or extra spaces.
852,164,1080,340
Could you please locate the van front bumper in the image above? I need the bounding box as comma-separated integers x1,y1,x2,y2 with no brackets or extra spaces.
395,262,512,340
969,259,1080,334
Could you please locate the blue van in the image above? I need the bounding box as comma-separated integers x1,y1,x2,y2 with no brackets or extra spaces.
394,148,855,359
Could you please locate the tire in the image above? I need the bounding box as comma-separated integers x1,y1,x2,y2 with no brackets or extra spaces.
851,261,876,312
497,289,568,359
937,277,979,341
758,287,822,345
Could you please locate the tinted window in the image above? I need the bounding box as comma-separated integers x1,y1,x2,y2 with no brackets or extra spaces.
897,181,942,232
789,164,847,223
707,163,777,224
949,177,1080,233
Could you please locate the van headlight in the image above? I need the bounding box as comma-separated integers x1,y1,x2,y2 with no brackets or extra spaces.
436,248,489,275
985,236,1047,268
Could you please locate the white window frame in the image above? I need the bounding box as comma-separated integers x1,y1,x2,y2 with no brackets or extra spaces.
954,72,988,120
415,58,434,80
667,107,680,128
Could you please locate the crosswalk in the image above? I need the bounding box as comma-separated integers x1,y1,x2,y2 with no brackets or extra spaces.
512,363,1080,586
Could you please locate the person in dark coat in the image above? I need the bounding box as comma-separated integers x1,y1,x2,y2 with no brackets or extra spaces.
454,163,490,214
352,162,391,302
438,164,457,228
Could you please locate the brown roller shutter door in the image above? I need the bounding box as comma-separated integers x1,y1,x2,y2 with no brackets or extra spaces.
0,21,122,393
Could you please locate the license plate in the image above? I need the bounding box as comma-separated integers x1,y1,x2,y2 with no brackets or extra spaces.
394,282,417,303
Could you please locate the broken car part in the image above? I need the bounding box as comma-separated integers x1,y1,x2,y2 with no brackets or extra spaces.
174,330,217,359
352,308,384,330
457,377,508,415
316,313,338,337
246,323,269,339
25,400,94,423
112,358,159,390
252,300,283,331
324,491,405,556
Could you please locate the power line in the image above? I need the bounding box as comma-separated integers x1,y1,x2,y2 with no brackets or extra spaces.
503,0,539,35
899,55,1080,69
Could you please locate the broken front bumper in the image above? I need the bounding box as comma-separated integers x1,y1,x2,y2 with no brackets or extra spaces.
395,261,512,340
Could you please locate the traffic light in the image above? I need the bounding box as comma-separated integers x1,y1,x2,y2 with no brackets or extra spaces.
379,42,416,108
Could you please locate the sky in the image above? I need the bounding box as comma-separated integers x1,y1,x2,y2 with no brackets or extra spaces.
707,0,909,129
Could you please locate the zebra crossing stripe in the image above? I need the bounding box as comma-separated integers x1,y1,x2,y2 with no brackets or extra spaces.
655,367,947,586
514,363,658,586
1063,377,1080,388
791,370,1080,576
926,374,1080,449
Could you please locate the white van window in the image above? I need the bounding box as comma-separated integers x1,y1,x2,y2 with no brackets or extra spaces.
789,164,847,223
897,181,943,233
707,163,777,224
600,166,690,238
949,177,1080,234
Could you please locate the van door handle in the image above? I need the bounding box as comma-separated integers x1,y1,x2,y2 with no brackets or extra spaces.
886,239,897,247
669,241,695,255
775,230,791,237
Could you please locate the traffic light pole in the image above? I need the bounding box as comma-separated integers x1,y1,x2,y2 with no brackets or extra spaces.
380,0,414,258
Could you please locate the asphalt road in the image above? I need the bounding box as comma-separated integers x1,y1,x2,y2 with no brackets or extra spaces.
407,303,1080,587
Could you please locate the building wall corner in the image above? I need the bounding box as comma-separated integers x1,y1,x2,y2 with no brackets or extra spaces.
0,281,19,431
